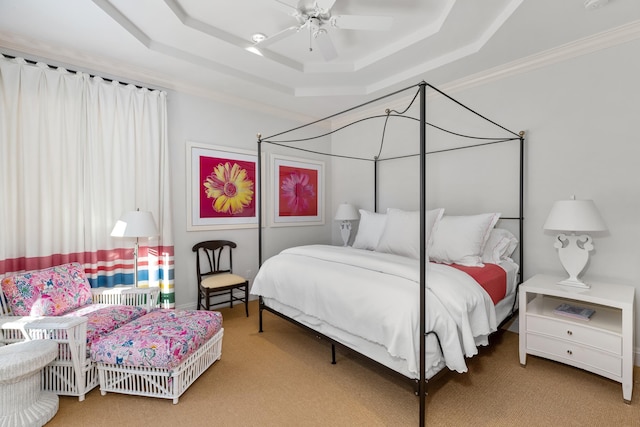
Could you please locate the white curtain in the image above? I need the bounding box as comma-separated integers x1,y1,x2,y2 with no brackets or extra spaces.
0,55,175,307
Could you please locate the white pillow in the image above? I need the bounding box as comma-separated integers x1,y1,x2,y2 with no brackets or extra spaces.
352,210,387,250
429,213,501,267
426,208,445,247
375,208,444,259
481,228,518,264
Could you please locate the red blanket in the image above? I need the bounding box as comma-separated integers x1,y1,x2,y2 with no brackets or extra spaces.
448,263,507,305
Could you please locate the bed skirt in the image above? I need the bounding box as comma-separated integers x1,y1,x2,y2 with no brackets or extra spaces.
261,291,516,381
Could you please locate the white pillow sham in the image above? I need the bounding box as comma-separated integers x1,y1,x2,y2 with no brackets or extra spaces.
351,210,387,250
481,228,518,264
429,213,501,267
375,208,444,259
426,208,445,248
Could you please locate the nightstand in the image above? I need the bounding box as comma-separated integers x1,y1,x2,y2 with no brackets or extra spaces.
519,274,635,403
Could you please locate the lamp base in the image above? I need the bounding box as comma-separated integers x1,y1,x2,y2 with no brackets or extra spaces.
134,239,140,288
340,221,352,247
554,233,593,290
557,278,590,289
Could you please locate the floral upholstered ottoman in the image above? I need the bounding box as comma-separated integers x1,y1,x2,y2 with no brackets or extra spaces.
90,309,223,403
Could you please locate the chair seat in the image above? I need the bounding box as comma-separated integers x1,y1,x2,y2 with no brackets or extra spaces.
193,240,249,316
201,273,247,289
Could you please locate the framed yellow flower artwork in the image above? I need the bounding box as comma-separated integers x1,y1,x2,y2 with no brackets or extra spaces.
270,154,324,227
187,142,260,230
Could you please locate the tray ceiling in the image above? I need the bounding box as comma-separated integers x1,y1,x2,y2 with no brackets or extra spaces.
0,0,639,120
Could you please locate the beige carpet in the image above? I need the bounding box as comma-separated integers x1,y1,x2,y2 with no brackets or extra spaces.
48,301,639,426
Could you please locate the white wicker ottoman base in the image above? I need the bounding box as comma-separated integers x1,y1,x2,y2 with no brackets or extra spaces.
96,328,223,403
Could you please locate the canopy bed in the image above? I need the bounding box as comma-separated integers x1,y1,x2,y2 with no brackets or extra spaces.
252,82,525,425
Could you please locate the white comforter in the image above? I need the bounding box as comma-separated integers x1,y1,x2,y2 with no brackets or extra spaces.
251,245,497,377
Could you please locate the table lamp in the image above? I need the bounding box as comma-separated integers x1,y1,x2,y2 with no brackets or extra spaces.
334,203,359,246
543,196,607,288
111,210,159,287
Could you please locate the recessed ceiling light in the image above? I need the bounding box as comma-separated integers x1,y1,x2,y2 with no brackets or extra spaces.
251,33,267,43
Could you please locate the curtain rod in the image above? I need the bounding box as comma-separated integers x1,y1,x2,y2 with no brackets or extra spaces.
1,52,156,91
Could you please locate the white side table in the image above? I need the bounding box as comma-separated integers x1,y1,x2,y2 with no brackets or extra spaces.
0,339,59,426
1,315,90,401
519,274,635,403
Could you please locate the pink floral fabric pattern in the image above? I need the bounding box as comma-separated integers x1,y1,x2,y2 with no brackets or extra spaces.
1,262,93,316
91,309,223,369
65,304,148,347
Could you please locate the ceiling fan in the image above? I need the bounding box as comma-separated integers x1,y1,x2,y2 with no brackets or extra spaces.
254,0,393,61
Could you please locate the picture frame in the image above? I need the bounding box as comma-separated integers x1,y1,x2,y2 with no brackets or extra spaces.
187,142,260,231
271,154,324,227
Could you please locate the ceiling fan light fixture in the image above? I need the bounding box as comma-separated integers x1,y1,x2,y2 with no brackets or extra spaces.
313,28,327,38
266,0,392,61
251,33,267,43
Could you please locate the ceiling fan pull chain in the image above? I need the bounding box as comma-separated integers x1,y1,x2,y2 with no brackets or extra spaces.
309,24,313,52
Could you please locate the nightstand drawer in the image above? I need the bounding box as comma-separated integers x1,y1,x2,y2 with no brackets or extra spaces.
527,333,622,378
527,315,621,356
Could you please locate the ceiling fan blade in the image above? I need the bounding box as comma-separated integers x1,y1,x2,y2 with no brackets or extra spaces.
314,30,337,61
272,0,300,16
331,15,393,31
315,0,337,10
257,26,300,48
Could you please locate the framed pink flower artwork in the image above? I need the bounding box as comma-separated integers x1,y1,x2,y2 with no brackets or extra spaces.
271,154,324,227
187,142,260,230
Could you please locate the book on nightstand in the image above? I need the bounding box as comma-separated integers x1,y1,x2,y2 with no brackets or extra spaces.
553,303,595,321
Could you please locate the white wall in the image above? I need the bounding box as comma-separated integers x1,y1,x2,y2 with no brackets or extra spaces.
166,92,332,310
330,39,640,359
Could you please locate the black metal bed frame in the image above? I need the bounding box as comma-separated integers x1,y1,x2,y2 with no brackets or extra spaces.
255,81,525,426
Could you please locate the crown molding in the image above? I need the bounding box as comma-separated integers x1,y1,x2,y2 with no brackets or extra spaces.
2,18,639,130
0,33,320,127
443,19,640,93
331,19,640,129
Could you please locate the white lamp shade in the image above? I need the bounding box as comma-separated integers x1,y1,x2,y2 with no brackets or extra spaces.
334,203,359,221
111,211,159,238
543,199,607,232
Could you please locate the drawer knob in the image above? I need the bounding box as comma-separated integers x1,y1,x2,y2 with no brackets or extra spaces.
566,330,573,336
567,350,573,355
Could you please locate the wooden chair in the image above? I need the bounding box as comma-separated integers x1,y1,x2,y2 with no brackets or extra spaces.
192,240,249,316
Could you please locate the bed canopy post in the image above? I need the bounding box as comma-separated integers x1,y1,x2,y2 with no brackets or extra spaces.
257,134,263,268
518,131,525,283
257,134,265,333
374,156,379,212
418,81,427,427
